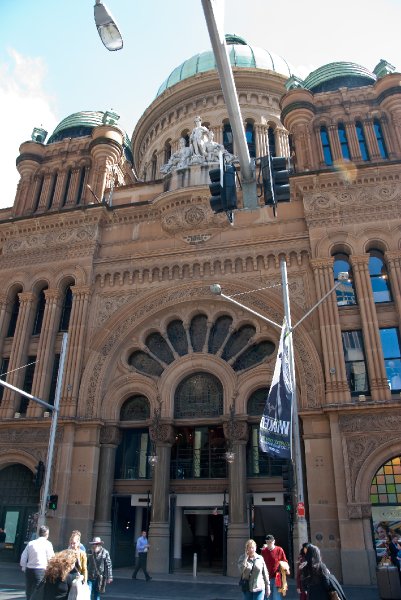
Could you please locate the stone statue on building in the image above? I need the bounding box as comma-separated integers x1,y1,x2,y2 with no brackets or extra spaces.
159,116,237,176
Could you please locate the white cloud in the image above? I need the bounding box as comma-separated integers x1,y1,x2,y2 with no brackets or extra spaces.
0,49,58,210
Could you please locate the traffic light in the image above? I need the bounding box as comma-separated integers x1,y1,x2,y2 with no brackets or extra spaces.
34,461,45,489
260,155,292,210
208,164,238,216
282,462,293,491
48,494,58,510
284,492,293,514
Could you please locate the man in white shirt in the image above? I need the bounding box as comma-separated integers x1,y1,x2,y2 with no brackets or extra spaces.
20,525,54,600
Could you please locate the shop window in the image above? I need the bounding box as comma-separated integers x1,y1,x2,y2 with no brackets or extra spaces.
115,429,151,479
333,255,356,306
170,425,227,479
59,286,73,331
355,121,369,161
320,126,333,166
373,119,388,159
369,251,392,303
338,124,350,160
174,372,223,419
371,456,401,563
380,328,401,392
342,330,369,394
32,288,47,336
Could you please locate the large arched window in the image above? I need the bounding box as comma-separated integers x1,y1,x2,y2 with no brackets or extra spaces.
333,254,356,306
371,456,401,562
373,119,388,159
174,372,223,419
338,124,350,160
320,126,333,166
369,250,392,303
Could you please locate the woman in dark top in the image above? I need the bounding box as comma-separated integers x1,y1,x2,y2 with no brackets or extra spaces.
43,550,77,600
300,544,347,600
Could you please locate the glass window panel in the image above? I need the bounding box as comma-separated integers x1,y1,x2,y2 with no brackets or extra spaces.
377,475,386,484
167,320,188,356
342,330,369,394
384,466,393,474
379,494,388,502
371,494,379,503
388,494,397,503
338,124,351,160
222,325,256,361
232,340,275,371
356,122,369,161
320,126,333,166
174,372,223,419
333,256,356,306
208,315,233,354
387,484,396,493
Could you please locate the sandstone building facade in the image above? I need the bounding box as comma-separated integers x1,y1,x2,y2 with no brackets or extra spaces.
0,36,400,585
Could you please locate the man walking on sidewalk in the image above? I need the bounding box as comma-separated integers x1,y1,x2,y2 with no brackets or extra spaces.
20,525,54,600
132,530,151,581
261,534,288,600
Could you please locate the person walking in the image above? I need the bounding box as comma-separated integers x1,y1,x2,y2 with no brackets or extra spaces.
20,525,54,600
261,534,288,600
238,538,270,600
42,550,77,600
300,544,347,600
69,531,88,583
87,537,113,600
296,543,309,600
131,530,151,581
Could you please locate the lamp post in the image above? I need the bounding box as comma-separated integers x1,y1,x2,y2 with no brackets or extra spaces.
0,333,68,530
210,264,349,550
94,0,123,51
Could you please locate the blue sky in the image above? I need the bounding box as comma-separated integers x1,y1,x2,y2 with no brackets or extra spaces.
1,0,401,208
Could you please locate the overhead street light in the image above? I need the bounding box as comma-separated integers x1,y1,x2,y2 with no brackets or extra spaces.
94,0,123,51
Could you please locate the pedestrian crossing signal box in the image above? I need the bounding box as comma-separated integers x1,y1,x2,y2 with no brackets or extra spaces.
48,494,58,510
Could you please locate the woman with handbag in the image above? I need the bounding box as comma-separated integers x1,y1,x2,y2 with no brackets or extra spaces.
296,543,309,600
237,539,270,600
87,537,112,600
300,544,347,600
42,550,77,600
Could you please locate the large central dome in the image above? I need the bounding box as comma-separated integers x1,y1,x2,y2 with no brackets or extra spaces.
156,34,292,97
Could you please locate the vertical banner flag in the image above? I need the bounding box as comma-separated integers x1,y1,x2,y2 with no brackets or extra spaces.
259,319,293,459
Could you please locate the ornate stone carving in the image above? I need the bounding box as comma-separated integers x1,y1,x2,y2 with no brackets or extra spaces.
0,427,63,444
96,293,139,327
149,422,175,445
100,425,122,446
3,225,99,256
346,433,393,501
161,204,225,234
223,420,248,442
339,411,401,433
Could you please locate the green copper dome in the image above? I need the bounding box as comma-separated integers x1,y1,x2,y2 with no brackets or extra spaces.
47,110,133,163
156,34,292,97
303,62,376,93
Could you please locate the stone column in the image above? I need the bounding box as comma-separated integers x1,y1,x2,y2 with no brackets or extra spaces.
147,423,174,574
255,125,268,158
350,255,390,400
225,419,249,577
0,292,35,418
386,251,401,330
0,293,9,356
310,259,351,403
28,289,62,417
378,116,395,159
345,122,362,161
65,168,81,206
36,173,53,212
60,286,91,418
93,426,121,549
362,118,381,160
212,125,223,146
328,125,342,161
276,128,290,157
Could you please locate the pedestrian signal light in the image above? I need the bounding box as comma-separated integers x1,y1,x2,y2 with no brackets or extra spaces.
48,494,58,510
284,492,293,513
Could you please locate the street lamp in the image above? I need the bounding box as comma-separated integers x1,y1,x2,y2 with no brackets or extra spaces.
94,0,123,51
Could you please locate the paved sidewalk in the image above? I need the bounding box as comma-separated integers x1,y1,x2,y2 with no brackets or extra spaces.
0,561,381,600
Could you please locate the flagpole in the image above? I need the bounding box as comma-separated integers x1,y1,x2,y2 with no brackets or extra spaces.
280,259,308,552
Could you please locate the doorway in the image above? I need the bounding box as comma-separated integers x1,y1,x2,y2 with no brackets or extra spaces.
181,509,224,571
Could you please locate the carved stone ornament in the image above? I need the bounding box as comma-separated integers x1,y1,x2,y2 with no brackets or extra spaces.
161,204,226,234
2,225,99,256
149,422,175,445
100,425,122,446
339,411,401,433
303,182,401,228
223,420,249,443
96,292,139,327
0,427,63,444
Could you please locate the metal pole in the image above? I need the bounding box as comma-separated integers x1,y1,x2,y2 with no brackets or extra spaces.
280,259,308,550
37,333,68,529
220,292,281,330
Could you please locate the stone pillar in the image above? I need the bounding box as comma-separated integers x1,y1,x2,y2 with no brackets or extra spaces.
0,292,35,418
378,116,395,159
350,255,390,400
386,251,401,331
212,125,223,146
65,168,81,206
147,423,174,574
28,289,62,417
255,125,268,158
328,125,342,161
173,506,183,569
225,420,249,577
93,426,121,549
0,294,9,356
344,122,362,161
362,118,381,160
36,173,52,212
310,259,351,403
60,286,91,417
276,128,290,157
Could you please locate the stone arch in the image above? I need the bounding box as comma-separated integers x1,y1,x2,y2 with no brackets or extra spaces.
101,374,158,421
0,449,38,472
78,281,324,419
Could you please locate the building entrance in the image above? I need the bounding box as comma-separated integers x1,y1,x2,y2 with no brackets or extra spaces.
181,509,224,571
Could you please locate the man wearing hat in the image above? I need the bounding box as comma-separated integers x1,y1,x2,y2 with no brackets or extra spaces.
261,534,288,600
87,537,113,600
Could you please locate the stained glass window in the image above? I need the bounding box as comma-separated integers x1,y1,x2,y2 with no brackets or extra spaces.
371,457,401,504
167,320,188,356
174,373,223,419
120,395,150,421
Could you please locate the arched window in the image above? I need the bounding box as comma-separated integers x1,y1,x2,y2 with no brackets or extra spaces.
7,292,20,337
33,175,44,212
268,127,276,157
373,119,388,159
333,254,356,306
245,122,256,158
61,170,72,207
369,250,392,303
379,328,401,392
356,121,369,161
76,167,86,205
371,456,401,563
120,395,150,421
320,126,333,166
164,140,172,163
32,288,47,335
342,330,369,394
151,152,157,181
174,372,223,419
58,286,73,332
47,173,57,209
338,124,350,160
223,122,233,154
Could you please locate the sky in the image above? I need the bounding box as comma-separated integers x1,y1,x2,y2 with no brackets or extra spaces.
1,0,401,209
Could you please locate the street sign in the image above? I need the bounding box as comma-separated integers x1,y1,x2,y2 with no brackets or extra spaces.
297,501,305,517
